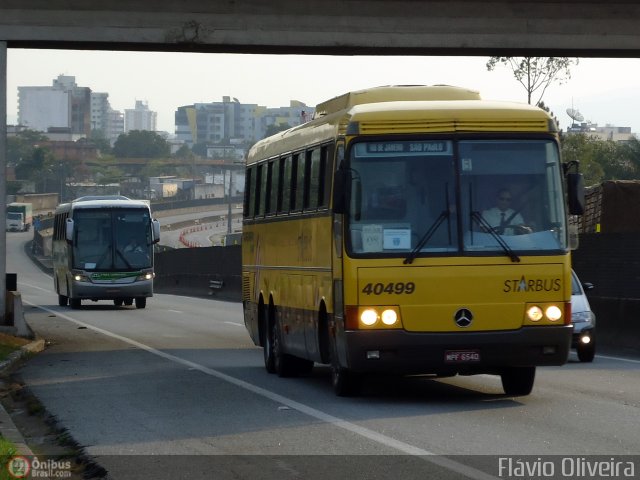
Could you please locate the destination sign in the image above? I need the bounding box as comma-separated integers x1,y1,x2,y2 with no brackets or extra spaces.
357,141,452,157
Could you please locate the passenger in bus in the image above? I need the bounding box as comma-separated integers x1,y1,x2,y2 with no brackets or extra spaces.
481,188,532,235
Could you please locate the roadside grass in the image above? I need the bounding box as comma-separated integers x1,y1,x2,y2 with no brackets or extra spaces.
0,436,18,479
0,333,30,362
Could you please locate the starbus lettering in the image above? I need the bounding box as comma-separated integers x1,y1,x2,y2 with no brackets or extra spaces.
503,276,561,293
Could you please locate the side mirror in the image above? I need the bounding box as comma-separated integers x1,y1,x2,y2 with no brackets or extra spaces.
65,218,74,243
152,219,161,244
567,173,585,215
582,282,594,291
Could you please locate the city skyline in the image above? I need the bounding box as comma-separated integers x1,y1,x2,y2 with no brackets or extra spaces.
7,49,640,135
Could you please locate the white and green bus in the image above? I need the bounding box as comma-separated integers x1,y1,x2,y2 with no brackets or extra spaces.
52,196,161,309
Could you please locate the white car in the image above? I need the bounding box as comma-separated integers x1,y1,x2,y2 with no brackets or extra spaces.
571,270,596,362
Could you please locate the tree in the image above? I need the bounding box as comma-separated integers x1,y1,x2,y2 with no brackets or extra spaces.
7,129,49,167
14,145,59,193
112,130,171,158
486,57,578,105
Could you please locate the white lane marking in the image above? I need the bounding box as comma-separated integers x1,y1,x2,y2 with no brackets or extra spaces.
224,321,243,327
19,281,52,293
27,301,497,480
168,310,183,314
595,354,640,365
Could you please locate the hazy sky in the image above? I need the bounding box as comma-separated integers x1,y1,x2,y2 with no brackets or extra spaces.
7,49,640,135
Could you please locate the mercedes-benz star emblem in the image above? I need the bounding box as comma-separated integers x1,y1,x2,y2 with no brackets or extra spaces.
454,308,473,328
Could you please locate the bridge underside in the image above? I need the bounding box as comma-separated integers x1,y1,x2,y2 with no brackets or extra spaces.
2,0,640,56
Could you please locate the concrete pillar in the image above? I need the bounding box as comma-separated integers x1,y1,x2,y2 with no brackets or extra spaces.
0,42,7,324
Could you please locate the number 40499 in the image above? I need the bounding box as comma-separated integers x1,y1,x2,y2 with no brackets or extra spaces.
361,282,415,295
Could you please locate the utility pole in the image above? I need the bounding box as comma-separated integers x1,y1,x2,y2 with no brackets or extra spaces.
227,168,233,235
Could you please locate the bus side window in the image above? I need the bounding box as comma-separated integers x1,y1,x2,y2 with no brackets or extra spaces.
306,148,321,210
318,144,333,209
292,153,303,213
276,157,285,213
258,163,268,217
265,160,274,215
244,167,254,218
280,156,292,213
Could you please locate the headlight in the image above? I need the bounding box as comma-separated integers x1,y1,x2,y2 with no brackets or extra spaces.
527,306,543,322
525,303,564,324
381,309,398,326
360,309,378,326
136,272,154,281
346,306,402,329
545,305,562,322
73,273,90,282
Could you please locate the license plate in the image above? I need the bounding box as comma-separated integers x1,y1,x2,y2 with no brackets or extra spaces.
444,350,481,363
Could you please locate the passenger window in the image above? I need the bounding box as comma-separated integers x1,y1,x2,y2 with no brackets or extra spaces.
281,156,292,213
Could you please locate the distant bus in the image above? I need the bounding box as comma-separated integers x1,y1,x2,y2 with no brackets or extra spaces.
241,85,585,396
52,196,161,309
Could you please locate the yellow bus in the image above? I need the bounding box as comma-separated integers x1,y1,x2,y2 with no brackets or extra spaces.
242,85,584,396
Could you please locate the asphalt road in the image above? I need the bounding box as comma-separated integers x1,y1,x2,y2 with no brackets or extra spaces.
5,230,640,479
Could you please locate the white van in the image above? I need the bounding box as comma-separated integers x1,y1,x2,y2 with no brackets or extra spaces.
571,270,596,362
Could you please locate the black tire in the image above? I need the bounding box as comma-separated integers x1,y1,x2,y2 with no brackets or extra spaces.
135,297,147,309
69,298,81,309
330,337,361,396
501,366,536,396
263,304,276,373
124,298,134,306
577,341,596,363
58,294,68,307
114,299,124,306
272,317,311,377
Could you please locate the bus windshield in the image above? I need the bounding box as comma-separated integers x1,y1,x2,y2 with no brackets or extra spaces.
346,138,567,257
72,208,153,271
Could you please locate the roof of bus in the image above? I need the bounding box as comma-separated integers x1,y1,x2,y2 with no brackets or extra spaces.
313,85,481,117
246,86,554,163
55,196,151,213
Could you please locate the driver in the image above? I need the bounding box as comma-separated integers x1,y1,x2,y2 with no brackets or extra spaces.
481,188,531,235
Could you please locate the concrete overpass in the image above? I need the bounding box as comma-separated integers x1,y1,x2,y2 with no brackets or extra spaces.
2,0,640,320
1,1,640,55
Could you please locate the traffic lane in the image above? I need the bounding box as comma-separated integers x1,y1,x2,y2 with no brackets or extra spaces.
19,307,494,480
21,306,406,456
22,292,640,458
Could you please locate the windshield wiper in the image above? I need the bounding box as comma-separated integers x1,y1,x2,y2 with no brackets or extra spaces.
470,211,520,263
403,210,449,265
115,248,133,269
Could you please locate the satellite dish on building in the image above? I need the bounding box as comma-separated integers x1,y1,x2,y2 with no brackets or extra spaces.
566,108,584,123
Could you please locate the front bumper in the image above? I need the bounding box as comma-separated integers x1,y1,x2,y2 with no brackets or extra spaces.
343,325,573,374
71,278,154,300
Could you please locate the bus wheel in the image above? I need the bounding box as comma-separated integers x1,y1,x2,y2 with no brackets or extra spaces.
500,366,536,396
124,298,134,306
114,299,124,306
272,318,311,377
135,297,147,309
263,305,276,373
330,341,361,396
70,298,81,309
58,294,68,307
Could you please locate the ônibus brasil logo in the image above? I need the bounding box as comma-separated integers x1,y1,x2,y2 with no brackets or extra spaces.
6,456,30,478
